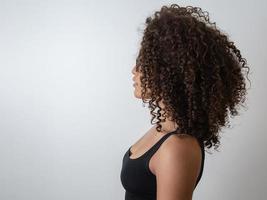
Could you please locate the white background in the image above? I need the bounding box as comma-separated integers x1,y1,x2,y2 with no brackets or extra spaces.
0,0,266,199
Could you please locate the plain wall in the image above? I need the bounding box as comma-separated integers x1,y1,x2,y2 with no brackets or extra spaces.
0,0,266,199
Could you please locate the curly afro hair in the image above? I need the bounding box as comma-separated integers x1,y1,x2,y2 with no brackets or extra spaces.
135,4,251,151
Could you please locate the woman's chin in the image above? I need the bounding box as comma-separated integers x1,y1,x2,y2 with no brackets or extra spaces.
133,93,141,99
133,89,141,99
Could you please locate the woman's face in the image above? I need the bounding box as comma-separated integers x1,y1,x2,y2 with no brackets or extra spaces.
131,65,153,100
131,65,142,99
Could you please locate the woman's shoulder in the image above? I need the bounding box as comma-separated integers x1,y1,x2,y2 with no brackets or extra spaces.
154,133,202,173
160,133,202,156
153,133,203,191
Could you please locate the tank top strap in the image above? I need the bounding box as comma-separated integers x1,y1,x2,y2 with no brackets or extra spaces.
146,130,177,158
145,132,204,160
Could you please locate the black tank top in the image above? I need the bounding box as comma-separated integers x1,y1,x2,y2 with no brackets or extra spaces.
120,130,205,200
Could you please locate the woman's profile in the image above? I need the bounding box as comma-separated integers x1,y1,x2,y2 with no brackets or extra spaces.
120,4,250,200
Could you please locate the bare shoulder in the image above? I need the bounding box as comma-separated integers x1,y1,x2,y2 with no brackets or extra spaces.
161,134,201,156
157,133,202,166
154,134,202,200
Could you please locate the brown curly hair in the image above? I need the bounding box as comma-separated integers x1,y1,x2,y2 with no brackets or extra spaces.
135,4,251,151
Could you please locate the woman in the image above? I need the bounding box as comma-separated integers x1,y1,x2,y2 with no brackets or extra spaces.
120,4,250,200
